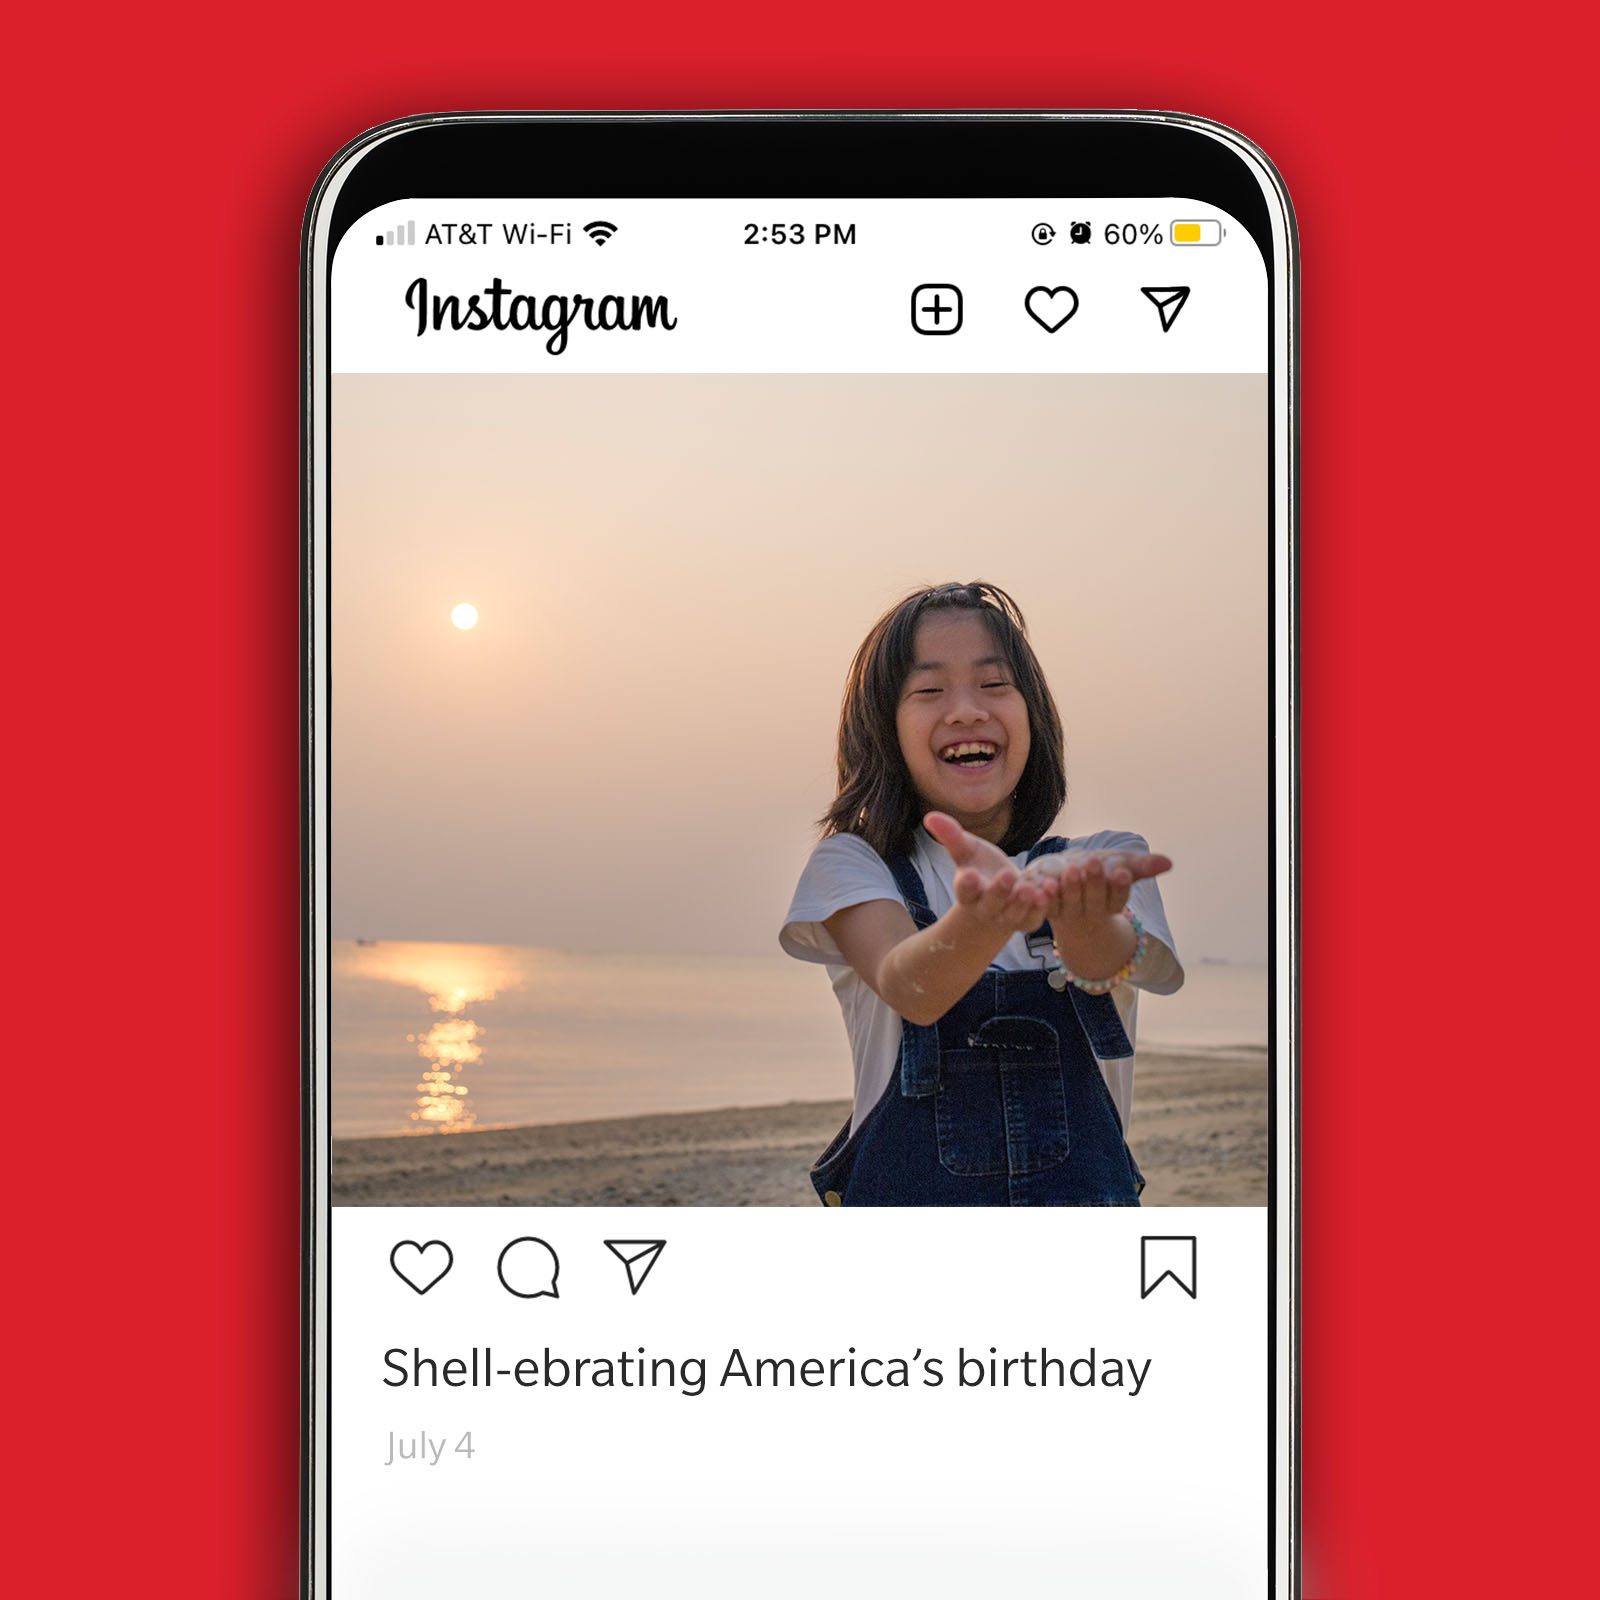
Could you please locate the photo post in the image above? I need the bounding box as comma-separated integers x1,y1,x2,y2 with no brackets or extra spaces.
329,372,1267,1207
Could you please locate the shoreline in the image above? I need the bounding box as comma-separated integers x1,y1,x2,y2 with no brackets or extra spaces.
336,1039,1270,1143
332,1047,1268,1207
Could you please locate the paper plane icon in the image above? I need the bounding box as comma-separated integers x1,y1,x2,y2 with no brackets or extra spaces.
604,1239,666,1295
1140,286,1191,332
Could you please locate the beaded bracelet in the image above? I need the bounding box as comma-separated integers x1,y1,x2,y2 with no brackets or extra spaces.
1048,908,1148,994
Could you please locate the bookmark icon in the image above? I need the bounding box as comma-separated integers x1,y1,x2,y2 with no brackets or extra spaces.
604,1239,667,1295
1140,1236,1198,1299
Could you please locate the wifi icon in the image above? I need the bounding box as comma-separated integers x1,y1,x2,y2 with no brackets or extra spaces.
583,220,619,246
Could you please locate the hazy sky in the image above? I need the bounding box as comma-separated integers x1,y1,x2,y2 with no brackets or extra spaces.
332,373,1267,961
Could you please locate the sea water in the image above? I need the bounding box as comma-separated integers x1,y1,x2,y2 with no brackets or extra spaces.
331,939,1268,1139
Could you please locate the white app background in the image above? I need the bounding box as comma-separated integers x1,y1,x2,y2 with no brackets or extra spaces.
335,1208,1267,1598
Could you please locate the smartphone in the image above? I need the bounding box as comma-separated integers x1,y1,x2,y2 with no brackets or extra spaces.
303,111,1298,1598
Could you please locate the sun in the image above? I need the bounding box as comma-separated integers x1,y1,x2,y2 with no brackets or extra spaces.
450,602,479,631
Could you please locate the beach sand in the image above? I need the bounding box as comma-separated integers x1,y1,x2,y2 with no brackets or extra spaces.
331,1047,1268,1206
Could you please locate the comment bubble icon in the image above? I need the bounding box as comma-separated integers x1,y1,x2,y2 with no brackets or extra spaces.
498,1236,561,1299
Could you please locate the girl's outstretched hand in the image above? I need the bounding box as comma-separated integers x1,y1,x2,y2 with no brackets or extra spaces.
922,811,1052,934
1023,846,1174,930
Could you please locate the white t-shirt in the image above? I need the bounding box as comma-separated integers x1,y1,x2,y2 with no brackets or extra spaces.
780,828,1183,1136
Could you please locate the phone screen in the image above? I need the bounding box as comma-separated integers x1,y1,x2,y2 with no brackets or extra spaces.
304,114,1297,1599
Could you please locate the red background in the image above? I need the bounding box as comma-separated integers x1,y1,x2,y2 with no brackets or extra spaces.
11,4,1591,1595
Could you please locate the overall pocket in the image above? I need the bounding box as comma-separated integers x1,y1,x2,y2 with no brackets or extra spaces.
935,1015,1070,1177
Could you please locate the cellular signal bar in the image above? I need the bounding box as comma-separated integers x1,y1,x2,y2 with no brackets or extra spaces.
376,220,417,246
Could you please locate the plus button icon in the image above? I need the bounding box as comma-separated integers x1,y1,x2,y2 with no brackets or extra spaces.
911,283,964,336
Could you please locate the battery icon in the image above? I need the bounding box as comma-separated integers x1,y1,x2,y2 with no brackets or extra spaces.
1171,220,1223,245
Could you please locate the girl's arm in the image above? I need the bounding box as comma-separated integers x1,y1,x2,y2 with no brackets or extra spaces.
825,813,1173,1026
825,869,1050,1028
1027,847,1174,981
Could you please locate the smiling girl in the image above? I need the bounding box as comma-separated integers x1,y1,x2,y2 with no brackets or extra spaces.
781,581,1183,1206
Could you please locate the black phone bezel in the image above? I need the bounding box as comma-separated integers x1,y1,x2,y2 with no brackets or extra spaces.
319,113,1276,265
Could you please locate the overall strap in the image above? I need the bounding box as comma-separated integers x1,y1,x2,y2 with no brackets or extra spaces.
884,849,937,930
1024,836,1136,1062
884,846,941,1097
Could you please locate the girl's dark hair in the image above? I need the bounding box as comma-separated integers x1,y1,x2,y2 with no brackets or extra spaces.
819,581,1067,858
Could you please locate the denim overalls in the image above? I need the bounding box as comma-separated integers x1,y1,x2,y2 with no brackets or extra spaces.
810,836,1144,1207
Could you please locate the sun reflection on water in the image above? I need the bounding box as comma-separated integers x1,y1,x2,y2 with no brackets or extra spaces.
337,942,529,1132
409,1016,485,1129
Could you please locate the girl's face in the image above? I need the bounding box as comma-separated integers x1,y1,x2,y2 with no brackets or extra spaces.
895,610,1031,845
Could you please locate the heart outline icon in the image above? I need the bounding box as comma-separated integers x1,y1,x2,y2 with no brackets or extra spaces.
391,1239,454,1295
1025,286,1079,332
